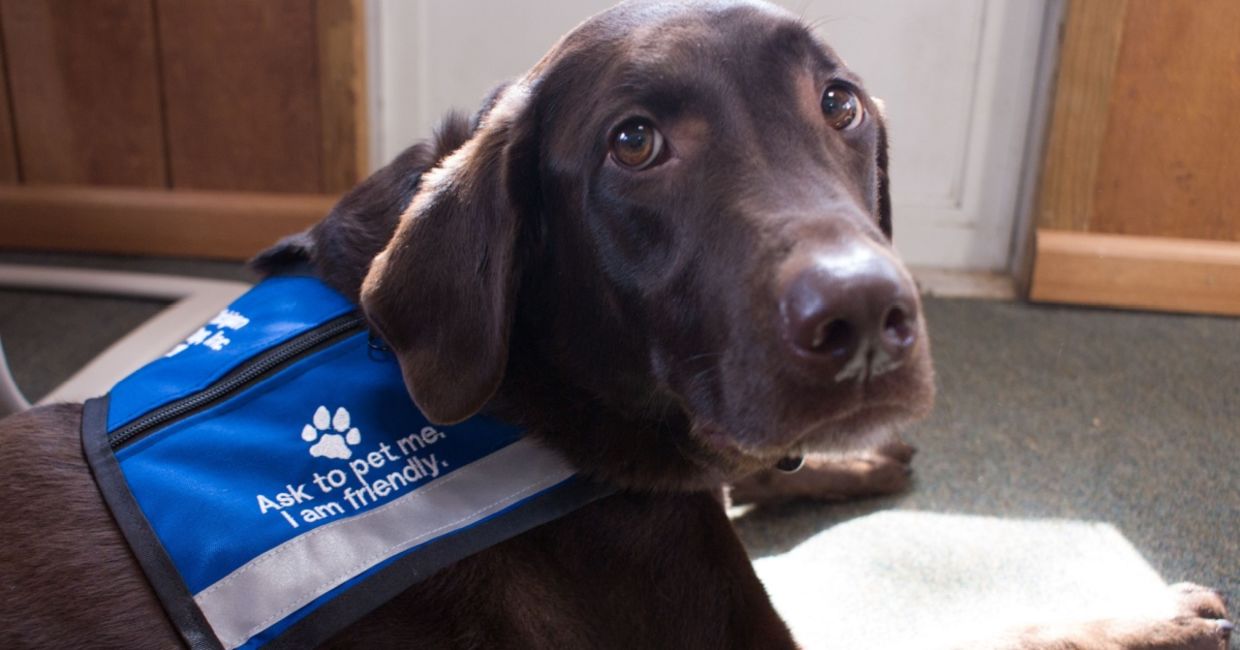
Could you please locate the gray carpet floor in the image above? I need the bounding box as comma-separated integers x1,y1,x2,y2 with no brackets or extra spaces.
1,252,1236,645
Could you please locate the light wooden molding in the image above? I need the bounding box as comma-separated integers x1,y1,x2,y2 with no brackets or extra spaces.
1030,229,1240,316
1034,0,1129,232
0,185,337,260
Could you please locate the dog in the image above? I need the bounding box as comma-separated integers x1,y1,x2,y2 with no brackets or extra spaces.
1,1,1231,648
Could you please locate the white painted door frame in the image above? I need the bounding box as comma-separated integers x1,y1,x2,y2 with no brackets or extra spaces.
890,0,1049,271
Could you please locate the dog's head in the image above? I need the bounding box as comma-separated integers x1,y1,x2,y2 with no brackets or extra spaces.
306,0,935,488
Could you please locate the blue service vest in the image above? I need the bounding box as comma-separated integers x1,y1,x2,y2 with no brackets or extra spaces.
82,276,609,650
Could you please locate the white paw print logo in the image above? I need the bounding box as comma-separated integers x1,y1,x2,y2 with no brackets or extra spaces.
302,406,361,460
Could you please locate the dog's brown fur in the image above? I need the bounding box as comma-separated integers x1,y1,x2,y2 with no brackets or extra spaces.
0,2,1229,648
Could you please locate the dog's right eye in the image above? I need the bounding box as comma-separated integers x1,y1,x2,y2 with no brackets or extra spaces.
821,84,864,131
609,118,665,170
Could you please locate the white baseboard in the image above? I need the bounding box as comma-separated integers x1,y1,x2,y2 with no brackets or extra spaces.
910,266,1017,300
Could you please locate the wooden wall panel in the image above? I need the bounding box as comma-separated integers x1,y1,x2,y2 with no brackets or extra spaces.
317,0,367,192
157,0,322,193
1034,0,1128,232
1090,0,1240,242
0,15,18,183
0,0,167,186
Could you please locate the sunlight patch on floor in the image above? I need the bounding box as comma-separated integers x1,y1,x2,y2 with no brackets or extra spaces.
752,511,1176,649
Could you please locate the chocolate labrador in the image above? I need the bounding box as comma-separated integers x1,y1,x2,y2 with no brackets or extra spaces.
0,1,1230,648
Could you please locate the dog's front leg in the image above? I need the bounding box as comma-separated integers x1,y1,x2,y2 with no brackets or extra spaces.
955,583,1232,650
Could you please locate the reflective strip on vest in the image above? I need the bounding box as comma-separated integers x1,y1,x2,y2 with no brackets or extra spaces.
197,438,574,649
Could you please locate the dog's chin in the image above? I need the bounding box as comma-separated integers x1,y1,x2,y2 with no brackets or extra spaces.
690,399,931,477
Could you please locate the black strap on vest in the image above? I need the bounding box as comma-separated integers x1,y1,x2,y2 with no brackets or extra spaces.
82,396,225,650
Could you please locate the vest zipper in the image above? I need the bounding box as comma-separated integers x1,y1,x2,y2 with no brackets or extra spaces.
108,314,366,450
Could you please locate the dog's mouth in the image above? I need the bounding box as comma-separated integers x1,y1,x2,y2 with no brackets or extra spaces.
688,397,925,476
668,317,935,480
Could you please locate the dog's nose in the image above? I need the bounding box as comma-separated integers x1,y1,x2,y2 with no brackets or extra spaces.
780,243,918,376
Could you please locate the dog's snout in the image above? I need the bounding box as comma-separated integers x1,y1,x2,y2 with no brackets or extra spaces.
779,242,919,378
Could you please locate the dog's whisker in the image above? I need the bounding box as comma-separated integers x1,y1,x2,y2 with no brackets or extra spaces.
683,351,724,364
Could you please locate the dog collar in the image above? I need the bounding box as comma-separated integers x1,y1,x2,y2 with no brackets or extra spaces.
82,275,610,650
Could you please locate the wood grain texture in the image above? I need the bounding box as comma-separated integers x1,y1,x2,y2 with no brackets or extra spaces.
0,15,18,183
0,0,167,186
317,0,368,192
1034,0,1128,231
1090,0,1240,242
157,0,322,192
0,185,336,259
1030,229,1240,316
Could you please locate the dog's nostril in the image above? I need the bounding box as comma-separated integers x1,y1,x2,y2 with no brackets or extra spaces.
881,306,916,350
813,319,855,357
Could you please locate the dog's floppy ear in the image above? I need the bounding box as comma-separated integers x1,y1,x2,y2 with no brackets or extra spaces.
360,84,539,424
250,231,317,276
873,98,893,240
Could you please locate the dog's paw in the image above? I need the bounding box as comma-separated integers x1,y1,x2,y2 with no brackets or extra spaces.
301,406,362,460
1161,583,1233,649
1170,583,1229,621
964,586,1232,650
1094,584,1233,650
875,437,917,465
728,441,916,505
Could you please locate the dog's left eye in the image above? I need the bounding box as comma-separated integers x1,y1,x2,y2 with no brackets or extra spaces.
821,85,864,130
609,118,665,170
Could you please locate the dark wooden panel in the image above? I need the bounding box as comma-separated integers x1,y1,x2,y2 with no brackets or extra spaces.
1091,0,1240,242
0,13,18,183
0,0,166,186
0,185,337,259
317,0,367,192
157,0,322,192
